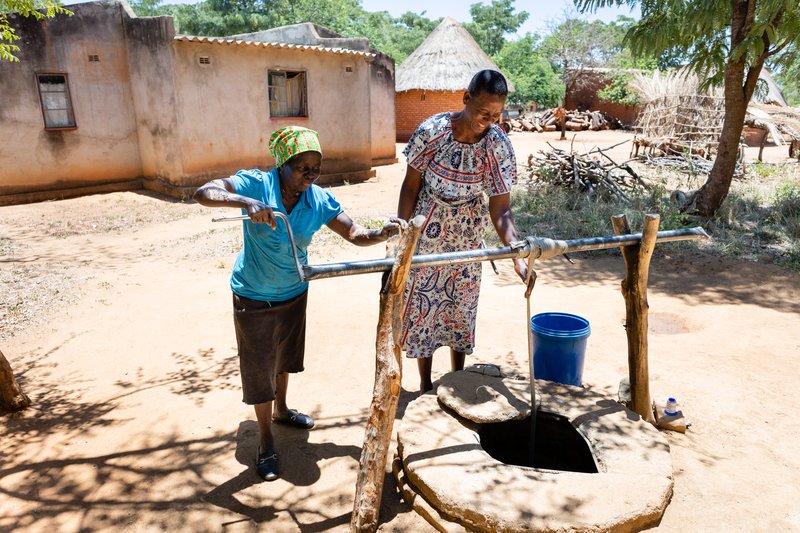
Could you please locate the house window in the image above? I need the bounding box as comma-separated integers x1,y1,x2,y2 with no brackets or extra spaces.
37,74,76,129
199,56,210,65
88,54,100,62
268,70,308,118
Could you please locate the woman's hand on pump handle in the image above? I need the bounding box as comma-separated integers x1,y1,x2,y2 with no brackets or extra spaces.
245,199,278,229
383,216,408,237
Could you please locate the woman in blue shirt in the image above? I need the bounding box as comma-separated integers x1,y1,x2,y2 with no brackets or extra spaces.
194,126,402,482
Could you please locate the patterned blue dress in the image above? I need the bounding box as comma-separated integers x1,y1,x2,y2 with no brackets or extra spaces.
401,113,517,359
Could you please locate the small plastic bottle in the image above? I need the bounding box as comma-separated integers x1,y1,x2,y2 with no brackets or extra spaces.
664,397,679,416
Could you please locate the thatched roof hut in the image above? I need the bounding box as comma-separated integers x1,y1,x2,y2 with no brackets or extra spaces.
396,17,511,92
394,17,511,141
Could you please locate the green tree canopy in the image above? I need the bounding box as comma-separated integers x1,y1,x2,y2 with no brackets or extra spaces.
353,11,439,64
541,15,636,73
493,34,564,108
465,0,529,56
131,0,439,63
774,62,799,106
1,0,70,61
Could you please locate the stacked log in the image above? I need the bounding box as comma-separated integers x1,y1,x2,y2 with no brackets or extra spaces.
523,142,652,203
507,109,620,133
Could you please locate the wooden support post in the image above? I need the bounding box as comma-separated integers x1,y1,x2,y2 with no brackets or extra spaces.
757,130,768,162
351,215,424,533
1,349,31,412
611,214,659,424
555,107,567,140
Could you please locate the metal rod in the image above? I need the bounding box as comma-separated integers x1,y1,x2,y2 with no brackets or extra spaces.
211,214,709,283
212,212,305,282
301,227,710,281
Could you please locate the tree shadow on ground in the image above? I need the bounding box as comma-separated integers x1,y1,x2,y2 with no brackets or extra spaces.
0,346,238,530
1,342,391,532
491,250,800,315
203,419,365,531
0,430,236,531
111,348,240,408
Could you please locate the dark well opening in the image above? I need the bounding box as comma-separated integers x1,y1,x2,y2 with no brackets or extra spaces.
478,412,598,473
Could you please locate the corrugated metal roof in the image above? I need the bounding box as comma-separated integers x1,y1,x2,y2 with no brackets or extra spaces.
174,35,375,58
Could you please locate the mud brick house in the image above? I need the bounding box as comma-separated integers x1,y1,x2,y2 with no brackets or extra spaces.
0,0,396,205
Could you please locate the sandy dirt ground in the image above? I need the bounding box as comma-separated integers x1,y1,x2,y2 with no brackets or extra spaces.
2,131,799,532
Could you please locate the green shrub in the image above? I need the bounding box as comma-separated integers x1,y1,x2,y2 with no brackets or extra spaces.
772,180,800,238
504,183,693,259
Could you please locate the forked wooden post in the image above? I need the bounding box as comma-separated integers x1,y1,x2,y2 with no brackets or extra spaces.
611,213,659,424
351,215,424,533
0,349,31,412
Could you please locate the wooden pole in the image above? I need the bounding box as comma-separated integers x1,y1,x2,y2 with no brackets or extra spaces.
611,214,659,424
351,215,424,533
1,349,31,412
555,107,567,140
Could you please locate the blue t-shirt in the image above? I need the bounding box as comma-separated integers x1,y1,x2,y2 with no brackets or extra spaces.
229,168,343,301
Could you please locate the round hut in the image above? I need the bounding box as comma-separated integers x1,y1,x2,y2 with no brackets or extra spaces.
394,17,513,142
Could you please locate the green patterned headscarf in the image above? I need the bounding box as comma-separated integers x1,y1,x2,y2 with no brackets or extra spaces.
268,126,322,167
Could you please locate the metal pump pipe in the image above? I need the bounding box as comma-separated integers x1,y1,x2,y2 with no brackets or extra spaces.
300,227,709,281
212,214,709,282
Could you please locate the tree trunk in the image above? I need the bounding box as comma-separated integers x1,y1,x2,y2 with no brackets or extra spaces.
351,216,424,533
611,214,659,424
686,0,767,217
1,349,31,412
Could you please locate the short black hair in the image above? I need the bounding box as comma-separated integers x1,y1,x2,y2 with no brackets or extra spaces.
467,69,508,97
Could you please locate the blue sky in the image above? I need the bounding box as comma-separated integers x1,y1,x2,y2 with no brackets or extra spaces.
360,0,640,37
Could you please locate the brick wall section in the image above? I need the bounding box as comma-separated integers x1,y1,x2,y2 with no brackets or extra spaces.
396,90,464,142
565,73,639,126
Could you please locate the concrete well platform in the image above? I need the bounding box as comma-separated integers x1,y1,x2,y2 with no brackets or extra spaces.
394,368,674,532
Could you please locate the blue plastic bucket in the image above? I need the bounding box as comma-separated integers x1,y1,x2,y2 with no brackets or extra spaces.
530,312,591,386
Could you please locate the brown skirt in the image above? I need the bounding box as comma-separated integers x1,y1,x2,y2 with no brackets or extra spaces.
232,291,307,405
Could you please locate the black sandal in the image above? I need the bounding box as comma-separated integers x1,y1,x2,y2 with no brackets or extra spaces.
256,447,279,481
273,408,315,429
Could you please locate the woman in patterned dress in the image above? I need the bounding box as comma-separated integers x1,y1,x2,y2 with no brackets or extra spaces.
397,69,530,393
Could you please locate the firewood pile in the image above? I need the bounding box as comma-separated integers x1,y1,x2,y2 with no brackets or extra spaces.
523,141,654,203
506,108,621,133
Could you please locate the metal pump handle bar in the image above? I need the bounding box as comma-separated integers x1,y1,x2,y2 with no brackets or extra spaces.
212,214,709,283
212,213,304,282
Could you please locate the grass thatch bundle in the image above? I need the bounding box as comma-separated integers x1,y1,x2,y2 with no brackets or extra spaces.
629,70,723,104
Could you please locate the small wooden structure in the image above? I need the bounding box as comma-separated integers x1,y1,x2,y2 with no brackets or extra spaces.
633,95,726,159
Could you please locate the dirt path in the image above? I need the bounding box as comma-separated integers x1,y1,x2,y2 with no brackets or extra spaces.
2,131,799,532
